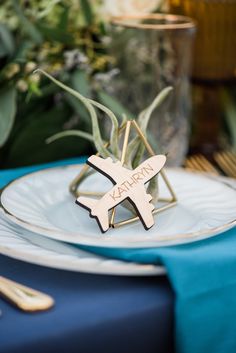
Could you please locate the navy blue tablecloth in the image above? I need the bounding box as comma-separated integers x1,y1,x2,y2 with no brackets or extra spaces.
0,255,174,353
0,159,174,353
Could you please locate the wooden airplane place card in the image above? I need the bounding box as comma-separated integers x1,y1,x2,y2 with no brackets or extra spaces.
76,154,166,233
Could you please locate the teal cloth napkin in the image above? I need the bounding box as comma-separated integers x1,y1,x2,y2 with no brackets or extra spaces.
1,158,236,353
81,229,236,353
0,157,86,188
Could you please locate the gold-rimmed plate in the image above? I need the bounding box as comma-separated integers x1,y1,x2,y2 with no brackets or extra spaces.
1,165,236,248
0,209,163,276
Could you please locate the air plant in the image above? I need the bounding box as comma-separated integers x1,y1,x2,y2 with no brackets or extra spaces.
35,69,172,210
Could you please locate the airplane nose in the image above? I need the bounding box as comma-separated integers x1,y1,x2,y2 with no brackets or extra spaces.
158,154,167,164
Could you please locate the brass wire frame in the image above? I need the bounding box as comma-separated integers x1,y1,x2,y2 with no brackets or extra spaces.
70,120,178,229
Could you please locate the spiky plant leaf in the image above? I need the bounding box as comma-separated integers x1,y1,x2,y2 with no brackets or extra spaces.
35,69,111,158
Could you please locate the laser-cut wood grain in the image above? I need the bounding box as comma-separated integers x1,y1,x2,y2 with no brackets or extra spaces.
76,154,166,232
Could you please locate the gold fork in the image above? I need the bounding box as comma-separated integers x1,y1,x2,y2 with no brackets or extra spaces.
185,154,219,175
214,151,236,178
185,153,236,191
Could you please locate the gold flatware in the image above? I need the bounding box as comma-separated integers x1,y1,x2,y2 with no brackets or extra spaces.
184,153,236,194
214,151,236,178
185,154,219,175
0,276,54,312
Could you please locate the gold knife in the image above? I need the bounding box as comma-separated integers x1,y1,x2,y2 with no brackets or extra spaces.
0,276,54,312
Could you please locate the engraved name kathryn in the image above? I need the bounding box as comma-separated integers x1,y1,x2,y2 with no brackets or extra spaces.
76,154,166,232
109,164,154,201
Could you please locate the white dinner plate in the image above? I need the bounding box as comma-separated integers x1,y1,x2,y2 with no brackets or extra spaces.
1,165,236,248
0,210,163,276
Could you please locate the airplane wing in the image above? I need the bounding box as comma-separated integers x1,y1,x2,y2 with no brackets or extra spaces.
128,185,155,230
87,155,129,184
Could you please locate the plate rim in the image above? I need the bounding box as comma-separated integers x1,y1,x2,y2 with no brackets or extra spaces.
0,210,164,276
1,165,236,248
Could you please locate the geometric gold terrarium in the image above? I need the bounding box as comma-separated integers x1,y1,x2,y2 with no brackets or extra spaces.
69,119,177,230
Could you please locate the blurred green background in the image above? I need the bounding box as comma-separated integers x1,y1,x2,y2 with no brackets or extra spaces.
1,0,236,169
0,0,134,168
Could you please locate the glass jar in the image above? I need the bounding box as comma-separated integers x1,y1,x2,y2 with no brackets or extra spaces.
107,14,196,166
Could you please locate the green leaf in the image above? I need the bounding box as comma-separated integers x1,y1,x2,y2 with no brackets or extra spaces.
132,142,145,169
71,69,91,97
5,107,90,167
80,0,94,25
138,86,173,131
97,90,134,121
147,176,159,204
67,70,92,125
121,113,128,126
35,69,111,158
0,87,16,147
64,94,91,124
58,5,69,30
46,130,94,144
13,40,34,62
0,24,14,58
12,0,43,44
126,87,173,164
89,98,120,157
71,71,120,156
37,24,73,43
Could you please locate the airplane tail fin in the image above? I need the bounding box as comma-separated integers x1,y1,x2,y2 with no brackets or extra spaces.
76,196,109,233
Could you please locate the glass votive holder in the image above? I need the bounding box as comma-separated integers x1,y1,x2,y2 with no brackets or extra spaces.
107,14,196,166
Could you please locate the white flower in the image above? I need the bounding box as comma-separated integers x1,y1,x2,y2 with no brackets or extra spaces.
16,79,28,92
25,61,37,74
64,50,89,71
101,0,161,18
